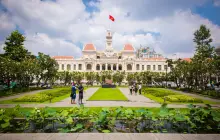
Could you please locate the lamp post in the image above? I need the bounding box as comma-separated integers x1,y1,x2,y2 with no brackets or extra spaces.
165,57,168,88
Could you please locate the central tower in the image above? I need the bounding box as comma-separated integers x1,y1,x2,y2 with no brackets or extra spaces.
104,29,114,57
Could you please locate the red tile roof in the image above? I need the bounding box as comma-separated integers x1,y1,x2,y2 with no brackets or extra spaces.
52,56,74,60
84,43,96,51
182,58,191,62
124,44,134,51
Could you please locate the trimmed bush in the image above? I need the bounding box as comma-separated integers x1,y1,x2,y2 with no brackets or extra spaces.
13,94,50,102
165,95,203,103
12,88,70,103
201,90,220,98
144,88,177,97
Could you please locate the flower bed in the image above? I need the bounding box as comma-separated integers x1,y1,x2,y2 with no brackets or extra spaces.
143,88,204,103
166,95,203,103
12,88,70,103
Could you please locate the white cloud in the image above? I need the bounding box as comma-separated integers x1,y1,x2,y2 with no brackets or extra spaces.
24,32,82,57
214,0,220,6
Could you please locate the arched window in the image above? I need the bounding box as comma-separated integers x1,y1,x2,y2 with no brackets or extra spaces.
118,64,122,70
136,64,140,70
96,64,100,70
127,64,132,71
108,64,111,70
67,64,71,71
74,64,76,70
113,64,116,70
86,64,92,70
102,64,105,70
62,64,64,70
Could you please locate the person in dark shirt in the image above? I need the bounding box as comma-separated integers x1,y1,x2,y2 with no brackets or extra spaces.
71,83,76,104
134,84,138,95
78,83,84,104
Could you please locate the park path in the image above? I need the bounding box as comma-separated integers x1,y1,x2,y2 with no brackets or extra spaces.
1,87,220,108
0,89,51,101
54,87,99,106
119,88,157,103
0,133,219,140
167,88,220,103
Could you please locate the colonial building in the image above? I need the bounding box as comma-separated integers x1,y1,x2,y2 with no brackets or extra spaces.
53,30,170,73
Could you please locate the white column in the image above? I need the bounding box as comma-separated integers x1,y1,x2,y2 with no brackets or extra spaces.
111,64,113,70
116,64,118,70
105,63,107,71
64,64,67,71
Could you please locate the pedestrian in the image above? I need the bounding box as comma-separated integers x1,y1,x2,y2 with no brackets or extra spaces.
70,83,77,104
78,83,84,104
138,83,142,95
134,84,138,95
129,84,132,95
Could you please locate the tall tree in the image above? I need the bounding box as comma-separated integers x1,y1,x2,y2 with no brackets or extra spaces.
192,25,216,89
35,52,58,86
3,30,29,62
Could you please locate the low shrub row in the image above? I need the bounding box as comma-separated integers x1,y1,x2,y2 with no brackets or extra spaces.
12,88,70,103
169,87,220,99
143,88,204,103
0,104,219,133
200,90,220,98
166,95,203,103
145,88,177,97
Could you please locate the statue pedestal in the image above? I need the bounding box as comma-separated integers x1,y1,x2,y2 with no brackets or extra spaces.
102,84,116,88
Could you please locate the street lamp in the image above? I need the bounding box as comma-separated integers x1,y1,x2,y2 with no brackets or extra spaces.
165,57,168,88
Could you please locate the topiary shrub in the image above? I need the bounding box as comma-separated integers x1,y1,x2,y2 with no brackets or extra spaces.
166,95,203,103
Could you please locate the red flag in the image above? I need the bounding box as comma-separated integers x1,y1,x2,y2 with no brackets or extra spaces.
109,15,115,22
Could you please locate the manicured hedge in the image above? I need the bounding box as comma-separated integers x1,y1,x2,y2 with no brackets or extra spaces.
12,88,70,103
143,88,204,103
166,95,203,103
201,90,220,98
145,88,177,97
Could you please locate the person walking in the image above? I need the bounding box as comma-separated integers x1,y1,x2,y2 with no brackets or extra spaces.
138,83,142,95
129,84,132,95
70,83,77,104
134,84,138,95
78,83,84,104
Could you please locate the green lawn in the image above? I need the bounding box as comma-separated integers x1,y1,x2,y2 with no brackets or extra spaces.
0,87,88,104
143,88,220,104
88,88,128,101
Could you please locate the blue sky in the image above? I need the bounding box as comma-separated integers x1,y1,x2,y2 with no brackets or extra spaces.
0,0,220,58
193,0,220,25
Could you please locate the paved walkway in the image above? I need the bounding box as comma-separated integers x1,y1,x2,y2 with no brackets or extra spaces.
167,88,220,102
0,133,219,140
0,87,220,108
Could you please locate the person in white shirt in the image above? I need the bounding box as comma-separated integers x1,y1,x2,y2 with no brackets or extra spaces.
138,83,142,95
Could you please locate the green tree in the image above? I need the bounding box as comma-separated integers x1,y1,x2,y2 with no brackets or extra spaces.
95,72,101,85
3,30,29,62
85,72,96,86
126,73,134,85
192,25,216,89
112,71,125,85
35,52,58,86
